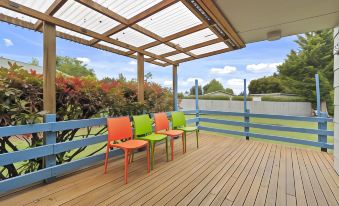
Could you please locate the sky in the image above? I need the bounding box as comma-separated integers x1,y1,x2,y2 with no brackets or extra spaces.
0,22,300,94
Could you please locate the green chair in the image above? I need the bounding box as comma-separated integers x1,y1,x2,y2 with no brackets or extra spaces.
132,114,168,169
170,111,199,153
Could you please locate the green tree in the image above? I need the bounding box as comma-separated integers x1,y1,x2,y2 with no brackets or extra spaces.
203,79,224,94
145,72,152,82
56,56,95,77
278,30,333,105
29,57,39,66
248,76,285,94
189,85,202,95
225,88,234,95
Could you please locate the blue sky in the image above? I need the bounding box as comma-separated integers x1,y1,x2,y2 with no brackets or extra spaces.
0,22,300,94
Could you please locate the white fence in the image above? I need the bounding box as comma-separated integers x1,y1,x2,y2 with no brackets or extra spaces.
181,99,313,116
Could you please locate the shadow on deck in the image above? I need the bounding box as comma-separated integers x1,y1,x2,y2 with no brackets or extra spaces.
1,132,339,206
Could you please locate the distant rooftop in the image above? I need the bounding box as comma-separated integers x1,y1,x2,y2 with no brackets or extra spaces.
0,56,43,74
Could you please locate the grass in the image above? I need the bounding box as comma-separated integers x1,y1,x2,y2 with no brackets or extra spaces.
186,114,334,151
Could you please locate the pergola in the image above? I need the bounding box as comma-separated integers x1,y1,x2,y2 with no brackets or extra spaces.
0,0,339,174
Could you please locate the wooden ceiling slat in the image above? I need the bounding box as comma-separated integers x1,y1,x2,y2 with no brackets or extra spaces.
34,0,68,31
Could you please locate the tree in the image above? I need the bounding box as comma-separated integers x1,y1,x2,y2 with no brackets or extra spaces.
29,57,39,66
225,88,234,95
189,85,202,95
203,79,224,94
248,76,285,94
56,56,95,77
145,72,152,82
278,30,333,106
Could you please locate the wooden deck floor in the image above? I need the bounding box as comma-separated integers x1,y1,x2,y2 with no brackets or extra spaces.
1,132,339,206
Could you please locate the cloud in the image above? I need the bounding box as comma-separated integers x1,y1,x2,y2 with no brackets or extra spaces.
164,80,173,86
3,38,13,47
180,77,204,86
129,60,137,65
210,66,237,75
227,78,244,86
246,62,281,73
76,57,91,64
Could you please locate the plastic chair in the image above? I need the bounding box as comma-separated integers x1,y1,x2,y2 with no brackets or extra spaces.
170,111,199,153
154,112,184,160
133,114,168,169
104,116,150,184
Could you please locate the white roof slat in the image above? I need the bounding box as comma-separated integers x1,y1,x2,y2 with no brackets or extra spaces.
166,53,190,61
93,0,162,19
146,44,175,55
110,28,155,47
98,41,130,52
54,0,119,34
171,28,218,48
56,26,93,41
137,1,202,38
0,0,54,24
190,42,229,55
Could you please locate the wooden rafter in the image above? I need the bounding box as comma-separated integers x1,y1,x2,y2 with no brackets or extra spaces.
0,0,176,65
34,0,68,31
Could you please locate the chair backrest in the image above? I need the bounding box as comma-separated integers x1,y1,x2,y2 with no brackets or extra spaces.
133,114,153,136
154,112,169,132
107,116,133,142
171,111,186,129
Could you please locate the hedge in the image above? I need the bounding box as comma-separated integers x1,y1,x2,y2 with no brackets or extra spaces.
261,96,306,102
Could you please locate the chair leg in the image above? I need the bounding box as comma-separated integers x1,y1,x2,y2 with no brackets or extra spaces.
184,132,187,153
130,150,135,163
146,143,150,173
196,130,199,149
181,133,185,154
124,150,129,184
104,146,109,174
151,141,155,170
165,137,169,162
171,137,174,161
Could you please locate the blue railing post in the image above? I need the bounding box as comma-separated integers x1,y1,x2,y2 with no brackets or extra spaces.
244,79,249,140
195,79,199,127
318,112,328,152
43,114,57,182
315,73,321,116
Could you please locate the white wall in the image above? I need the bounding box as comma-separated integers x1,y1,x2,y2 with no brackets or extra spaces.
181,99,312,116
334,26,339,174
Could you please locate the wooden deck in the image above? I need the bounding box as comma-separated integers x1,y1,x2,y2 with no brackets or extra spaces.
1,132,339,206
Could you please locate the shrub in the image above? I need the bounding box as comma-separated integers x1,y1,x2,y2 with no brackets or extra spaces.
232,96,253,101
183,95,230,100
261,96,306,102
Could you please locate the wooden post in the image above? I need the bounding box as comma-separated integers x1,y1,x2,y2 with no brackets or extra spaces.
173,65,178,111
43,22,56,114
137,52,144,103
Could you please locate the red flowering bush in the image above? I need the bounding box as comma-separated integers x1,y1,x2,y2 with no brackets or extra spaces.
0,63,173,179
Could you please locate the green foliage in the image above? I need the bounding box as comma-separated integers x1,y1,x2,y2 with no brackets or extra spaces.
261,96,306,102
184,95,230,100
56,56,95,77
29,58,39,66
249,76,285,94
203,79,224,94
189,85,202,95
225,88,234,95
232,96,253,101
278,30,334,106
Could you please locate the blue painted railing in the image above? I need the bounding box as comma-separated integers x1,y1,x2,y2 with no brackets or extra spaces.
0,111,198,194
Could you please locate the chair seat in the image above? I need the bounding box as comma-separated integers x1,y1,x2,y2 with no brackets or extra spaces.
179,126,198,132
110,139,148,149
139,133,167,141
158,130,183,137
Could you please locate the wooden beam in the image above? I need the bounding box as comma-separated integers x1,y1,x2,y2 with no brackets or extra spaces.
43,22,56,114
34,0,68,31
0,0,176,65
173,65,178,111
197,0,245,48
137,53,145,103
90,0,178,45
175,47,232,64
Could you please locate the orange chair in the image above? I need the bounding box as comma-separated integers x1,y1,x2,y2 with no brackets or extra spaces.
104,116,150,184
154,112,184,160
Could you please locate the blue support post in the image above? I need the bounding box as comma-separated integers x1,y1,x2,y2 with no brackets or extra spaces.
315,73,321,116
43,114,57,182
195,79,199,127
315,74,327,152
244,79,250,140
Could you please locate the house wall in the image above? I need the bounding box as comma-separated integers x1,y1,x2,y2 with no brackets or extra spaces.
334,26,339,174
181,99,312,116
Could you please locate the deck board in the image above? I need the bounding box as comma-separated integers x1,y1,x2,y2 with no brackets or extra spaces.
1,132,338,206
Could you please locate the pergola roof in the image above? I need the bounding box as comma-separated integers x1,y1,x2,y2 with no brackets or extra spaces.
0,0,245,67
